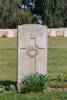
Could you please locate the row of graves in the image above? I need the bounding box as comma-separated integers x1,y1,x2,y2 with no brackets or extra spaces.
48,28,67,37
0,27,67,37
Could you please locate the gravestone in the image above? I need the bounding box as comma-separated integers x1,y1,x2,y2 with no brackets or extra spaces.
8,29,14,37
18,24,47,91
50,29,56,37
64,29,67,37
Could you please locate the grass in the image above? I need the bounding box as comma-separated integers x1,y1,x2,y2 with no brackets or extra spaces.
0,38,17,81
0,37,67,99
0,37,67,86
48,37,67,87
0,91,67,100
48,37,67,78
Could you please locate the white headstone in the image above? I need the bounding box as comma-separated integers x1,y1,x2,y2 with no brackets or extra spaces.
8,29,14,37
50,29,56,37
64,29,67,37
18,24,47,91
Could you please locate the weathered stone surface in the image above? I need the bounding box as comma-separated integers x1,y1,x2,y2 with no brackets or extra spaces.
64,29,67,37
50,29,56,37
48,29,51,36
18,24,47,91
56,28,64,37
7,29,14,37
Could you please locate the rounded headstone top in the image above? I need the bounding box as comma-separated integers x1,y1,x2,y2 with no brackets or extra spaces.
18,24,48,37
18,24,47,29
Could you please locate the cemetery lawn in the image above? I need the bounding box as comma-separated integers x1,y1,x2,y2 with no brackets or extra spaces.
0,91,67,100
0,37,67,87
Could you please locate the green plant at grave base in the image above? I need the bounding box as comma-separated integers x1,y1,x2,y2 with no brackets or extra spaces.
6,84,17,91
2,34,7,38
21,73,49,93
0,81,17,92
0,85,5,94
49,71,67,88
56,71,67,88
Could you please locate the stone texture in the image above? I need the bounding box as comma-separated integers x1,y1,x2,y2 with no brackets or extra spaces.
7,29,17,37
48,29,51,36
56,28,64,37
50,29,56,37
8,29,14,37
64,28,67,37
18,24,47,91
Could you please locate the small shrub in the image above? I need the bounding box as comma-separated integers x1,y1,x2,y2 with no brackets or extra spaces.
21,73,49,93
0,85,5,94
0,81,17,91
2,34,7,38
9,84,16,91
6,84,17,91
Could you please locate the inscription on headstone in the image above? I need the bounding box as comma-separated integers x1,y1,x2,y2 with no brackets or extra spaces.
18,24,47,91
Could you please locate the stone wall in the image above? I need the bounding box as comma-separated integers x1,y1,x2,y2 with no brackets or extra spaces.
0,28,67,37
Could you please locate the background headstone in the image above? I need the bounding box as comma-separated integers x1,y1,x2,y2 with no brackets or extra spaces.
56,28,64,37
8,29,14,37
50,29,56,37
64,29,67,37
18,24,47,91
